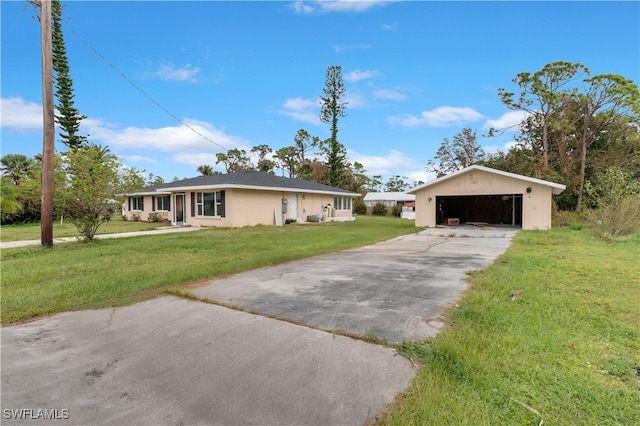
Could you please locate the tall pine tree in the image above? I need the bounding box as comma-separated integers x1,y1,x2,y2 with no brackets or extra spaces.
52,0,87,150
319,65,348,188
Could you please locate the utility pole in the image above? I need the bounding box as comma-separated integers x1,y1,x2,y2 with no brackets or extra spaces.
40,0,54,247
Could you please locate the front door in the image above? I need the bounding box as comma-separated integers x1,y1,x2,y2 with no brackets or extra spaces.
174,193,185,225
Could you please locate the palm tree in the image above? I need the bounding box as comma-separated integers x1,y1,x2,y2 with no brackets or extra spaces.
197,165,214,176
1,154,34,184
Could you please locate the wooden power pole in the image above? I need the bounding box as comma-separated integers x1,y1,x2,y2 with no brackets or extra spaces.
40,0,54,247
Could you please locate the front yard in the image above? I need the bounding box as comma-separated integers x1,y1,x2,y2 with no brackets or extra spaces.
1,217,637,424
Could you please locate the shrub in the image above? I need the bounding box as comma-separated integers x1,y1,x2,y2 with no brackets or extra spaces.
585,196,640,240
148,212,161,222
392,204,403,217
352,197,366,215
371,201,388,216
132,213,141,222
584,167,640,239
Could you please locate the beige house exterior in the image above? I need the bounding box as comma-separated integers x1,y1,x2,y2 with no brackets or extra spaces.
407,165,566,230
123,172,357,227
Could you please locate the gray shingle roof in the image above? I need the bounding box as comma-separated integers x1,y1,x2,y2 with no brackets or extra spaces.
144,172,358,195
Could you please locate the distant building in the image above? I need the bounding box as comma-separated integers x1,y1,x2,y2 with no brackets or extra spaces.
363,192,415,215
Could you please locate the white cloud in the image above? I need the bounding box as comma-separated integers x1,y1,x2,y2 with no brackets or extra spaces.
344,93,368,108
124,155,157,163
484,141,519,155
292,1,392,15
483,110,529,132
153,64,200,82
406,170,435,187
173,152,223,169
382,22,398,31
1,97,43,131
88,118,249,153
387,106,484,128
344,70,377,82
348,149,419,176
278,97,321,125
373,89,407,101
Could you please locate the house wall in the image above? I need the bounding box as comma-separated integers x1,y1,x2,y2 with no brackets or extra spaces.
124,190,351,227
414,169,554,230
123,195,165,222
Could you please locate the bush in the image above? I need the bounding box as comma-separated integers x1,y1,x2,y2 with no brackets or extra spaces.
392,204,403,217
148,212,162,222
353,197,366,215
585,196,640,240
371,201,388,216
132,213,141,222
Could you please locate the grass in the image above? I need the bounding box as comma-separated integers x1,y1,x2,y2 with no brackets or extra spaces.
386,229,640,426
2,217,638,424
0,216,168,242
0,216,419,324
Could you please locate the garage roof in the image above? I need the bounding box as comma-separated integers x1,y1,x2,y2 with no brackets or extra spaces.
407,165,566,195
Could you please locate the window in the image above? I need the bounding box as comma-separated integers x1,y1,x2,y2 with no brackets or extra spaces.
156,195,170,211
334,195,352,211
195,191,225,217
131,196,144,211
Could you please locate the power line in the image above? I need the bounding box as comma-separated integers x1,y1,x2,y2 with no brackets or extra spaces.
67,25,230,152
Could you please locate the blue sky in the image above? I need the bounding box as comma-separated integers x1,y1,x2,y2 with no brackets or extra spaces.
2,1,639,185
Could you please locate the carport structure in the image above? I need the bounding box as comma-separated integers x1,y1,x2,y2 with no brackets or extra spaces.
408,165,566,230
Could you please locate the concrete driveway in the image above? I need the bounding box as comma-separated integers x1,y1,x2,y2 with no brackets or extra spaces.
1,226,516,425
193,226,517,343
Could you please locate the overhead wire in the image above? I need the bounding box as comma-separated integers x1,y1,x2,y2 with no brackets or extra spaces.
65,21,230,152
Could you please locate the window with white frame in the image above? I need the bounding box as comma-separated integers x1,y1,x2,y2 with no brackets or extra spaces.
131,196,144,211
196,191,225,216
156,195,170,211
333,195,352,211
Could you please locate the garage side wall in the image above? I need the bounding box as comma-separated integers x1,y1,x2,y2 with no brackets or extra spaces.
414,169,554,230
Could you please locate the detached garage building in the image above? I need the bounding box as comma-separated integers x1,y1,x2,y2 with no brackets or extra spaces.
408,165,566,230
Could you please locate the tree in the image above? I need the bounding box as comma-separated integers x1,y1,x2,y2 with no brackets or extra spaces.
146,173,166,186
251,144,276,173
349,161,370,195
197,165,214,176
1,154,35,184
319,65,348,188
496,61,588,170
573,74,640,210
274,146,298,178
384,175,410,192
56,144,135,240
366,175,383,193
215,149,255,173
0,177,23,217
51,0,87,150
426,128,485,177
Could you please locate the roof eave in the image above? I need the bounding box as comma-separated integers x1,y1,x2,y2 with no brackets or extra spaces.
408,165,566,194
142,184,358,196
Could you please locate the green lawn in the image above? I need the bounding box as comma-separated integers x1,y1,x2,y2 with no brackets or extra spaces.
0,216,168,242
0,216,419,324
2,218,638,424
387,229,640,426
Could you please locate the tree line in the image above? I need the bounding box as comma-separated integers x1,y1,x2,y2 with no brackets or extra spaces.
426,61,639,213
2,0,638,238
